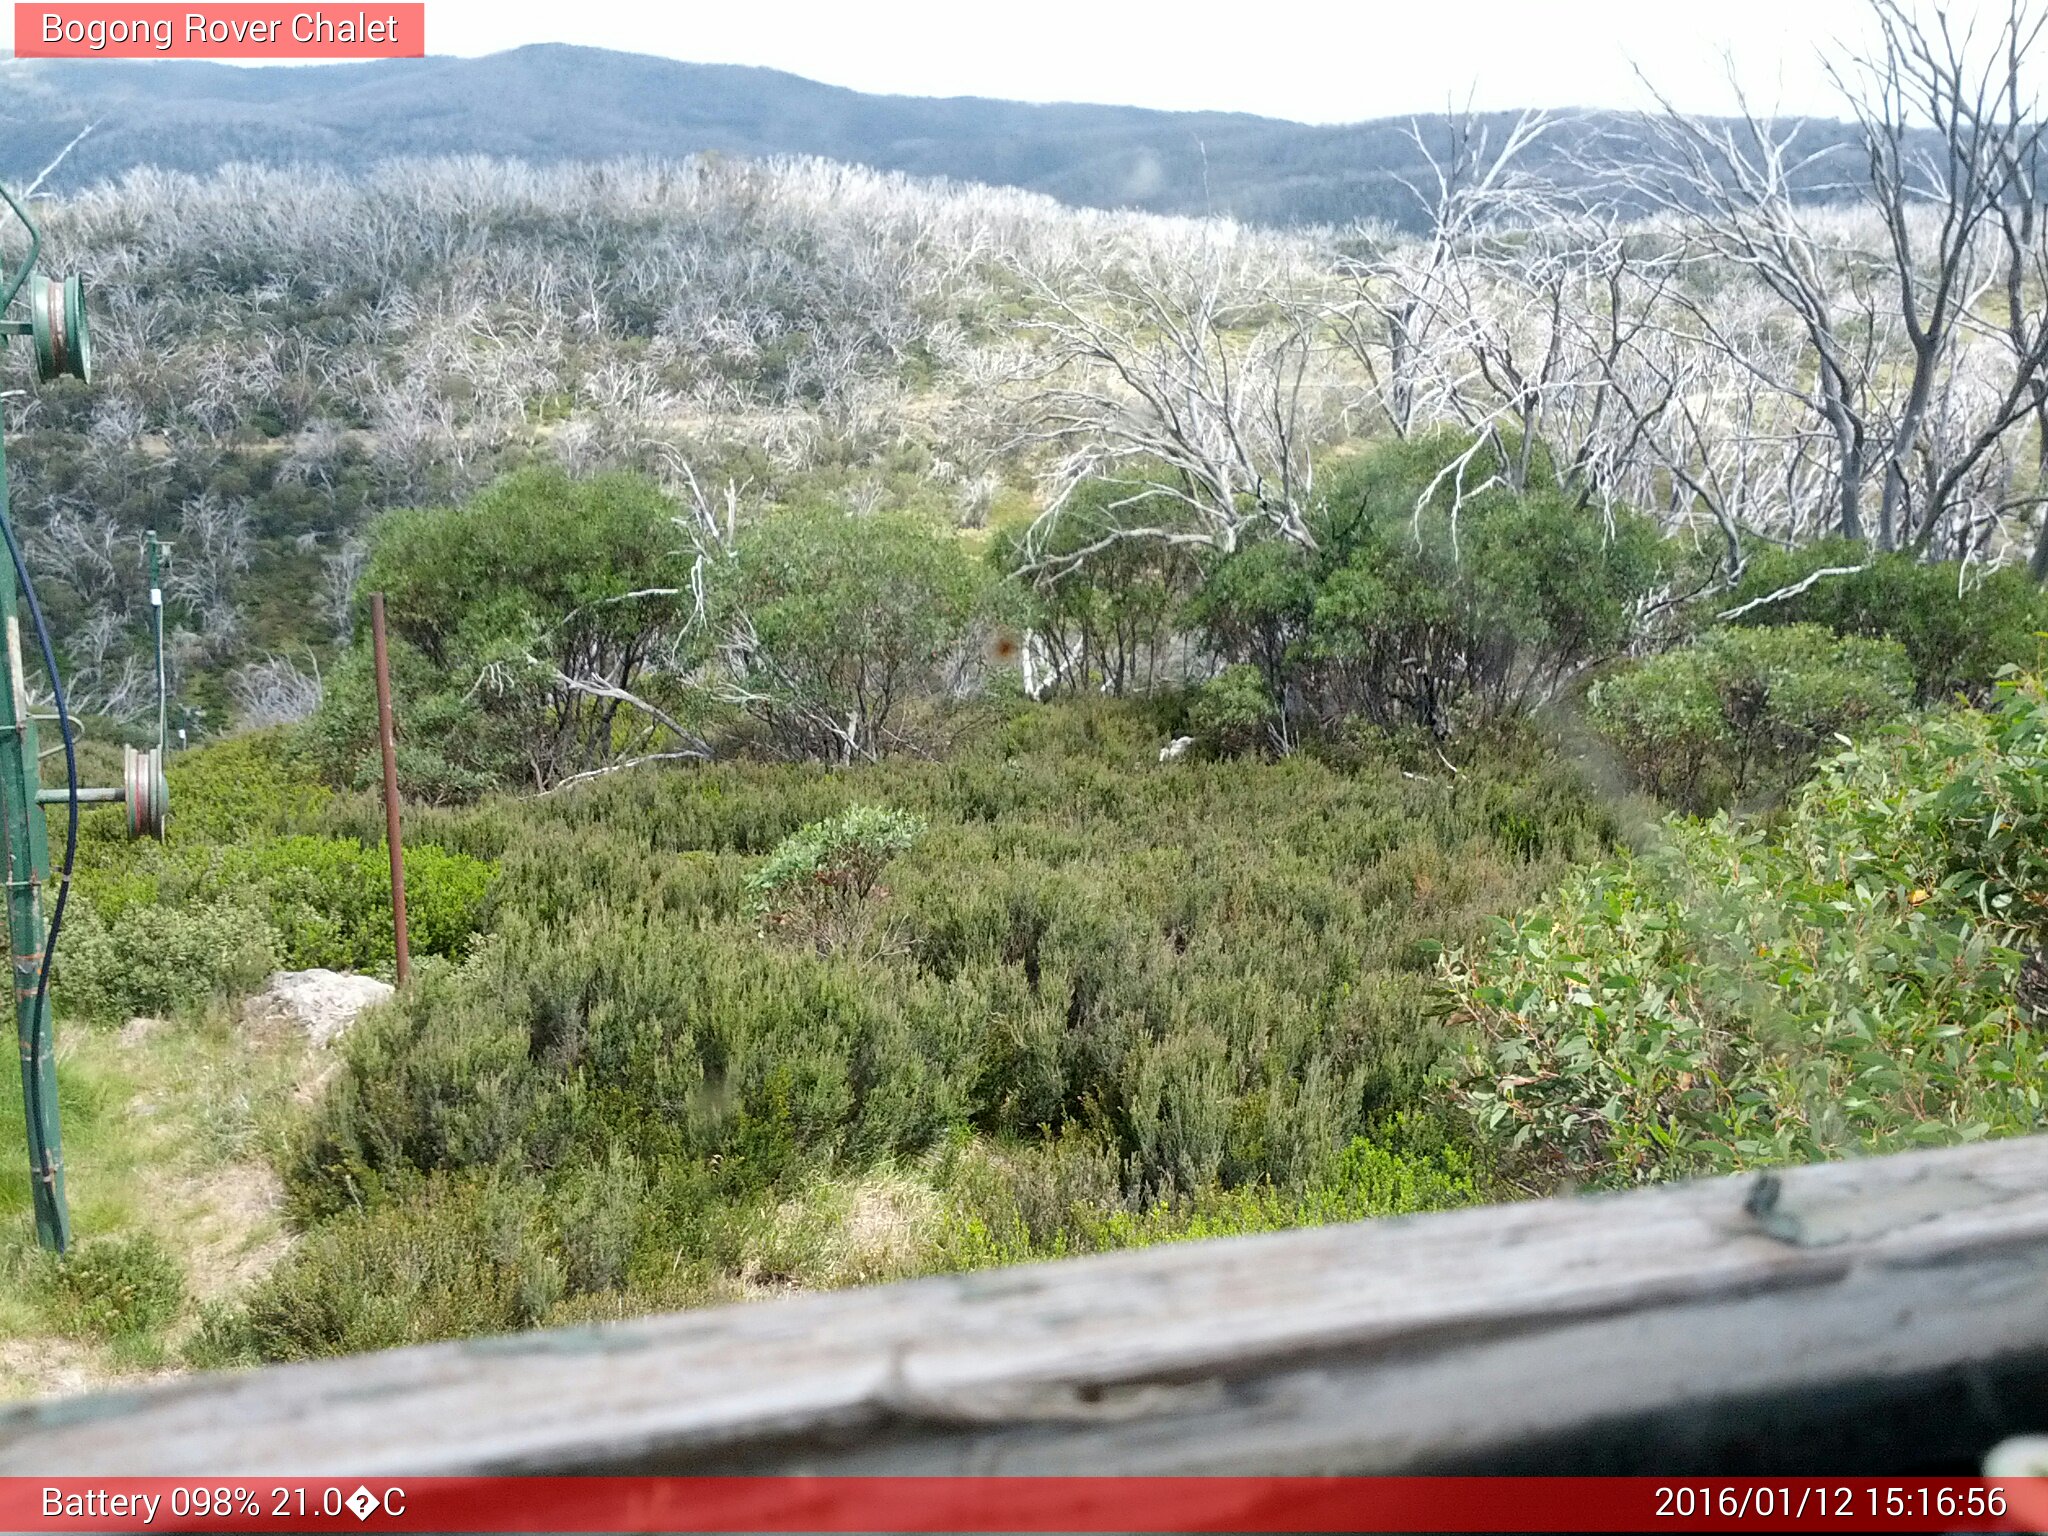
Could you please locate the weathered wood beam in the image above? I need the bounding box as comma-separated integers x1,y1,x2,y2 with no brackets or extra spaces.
4,1136,2048,1475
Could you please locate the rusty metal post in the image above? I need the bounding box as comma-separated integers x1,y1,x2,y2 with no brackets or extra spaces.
370,593,411,987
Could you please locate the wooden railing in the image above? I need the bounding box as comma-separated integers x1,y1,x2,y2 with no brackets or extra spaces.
2,1135,2046,1475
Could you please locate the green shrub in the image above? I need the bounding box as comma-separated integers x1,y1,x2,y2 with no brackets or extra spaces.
1107,1126,1484,1241
552,1149,648,1296
1449,670,2048,1189
72,832,495,986
745,805,923,954
307,468,696,796
1187,665,1277,756
297,645,506,805
220,837,494,974
198,1173,565,1363
1719,541,2048,704
268,700,1618,1351
718,504,988,761
988,473,1202,697
43,1233,185,1340
927,1115,1483,1268
160,731,331,843
1589,624,1912,813
1188,432,1664,744
59,896,278,1021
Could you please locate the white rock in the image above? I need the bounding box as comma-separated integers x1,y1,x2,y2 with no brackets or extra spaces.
241,969,395,1048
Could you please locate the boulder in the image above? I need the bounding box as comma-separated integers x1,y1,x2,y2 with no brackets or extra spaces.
241,968,395,1048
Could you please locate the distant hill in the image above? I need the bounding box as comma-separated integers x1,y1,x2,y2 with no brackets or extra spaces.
0,45,1873,228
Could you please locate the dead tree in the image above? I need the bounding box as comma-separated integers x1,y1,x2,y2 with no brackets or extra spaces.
1017,243,1335,568
1629,0,2048,561
1332,110,1556,441
1842,0,2048,554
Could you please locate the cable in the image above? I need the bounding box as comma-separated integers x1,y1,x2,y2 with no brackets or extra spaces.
0,511,75,1249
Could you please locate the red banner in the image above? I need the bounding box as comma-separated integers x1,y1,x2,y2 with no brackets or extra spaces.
14,4,424,59
2,1477,2047,1532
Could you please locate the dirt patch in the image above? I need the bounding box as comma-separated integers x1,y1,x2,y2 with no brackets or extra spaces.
0,1336,148,1401
173,1161,291,1303
292,1057,344,1107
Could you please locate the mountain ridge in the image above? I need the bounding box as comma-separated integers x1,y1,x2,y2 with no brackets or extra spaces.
0,43,1862,227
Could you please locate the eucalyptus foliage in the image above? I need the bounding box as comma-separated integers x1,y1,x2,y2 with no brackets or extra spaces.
1721,540,2048,705
717,504,987,762
1450,670,2048,1187
309,468,695,795
988,474,1200,699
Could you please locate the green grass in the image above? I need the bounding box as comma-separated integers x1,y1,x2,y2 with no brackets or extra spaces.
0,999,309,1393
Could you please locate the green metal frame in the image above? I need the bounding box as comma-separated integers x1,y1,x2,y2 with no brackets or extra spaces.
0,182,39,314
0,178,142,1252
0,426,66,1251
0,189,66,1250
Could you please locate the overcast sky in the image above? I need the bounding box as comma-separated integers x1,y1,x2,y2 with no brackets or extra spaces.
3,0,2012,121
377,0,1877,120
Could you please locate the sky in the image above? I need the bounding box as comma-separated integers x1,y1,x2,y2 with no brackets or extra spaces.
370,0,1877,121
0,0,2011,122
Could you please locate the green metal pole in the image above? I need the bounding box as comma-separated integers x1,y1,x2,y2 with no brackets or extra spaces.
0,427,66,1252
146,532,165,756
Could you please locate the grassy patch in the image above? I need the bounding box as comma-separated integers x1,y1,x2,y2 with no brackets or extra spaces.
0,1006,309,1392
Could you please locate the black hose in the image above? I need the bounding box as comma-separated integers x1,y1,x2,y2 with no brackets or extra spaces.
0,512,75,1249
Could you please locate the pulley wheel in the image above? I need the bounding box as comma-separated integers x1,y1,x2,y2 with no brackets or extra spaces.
122,745,166,840
30,274,91,385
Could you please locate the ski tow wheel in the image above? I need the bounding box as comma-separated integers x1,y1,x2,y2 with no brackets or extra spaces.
30,274,91,385
122,744,167,840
